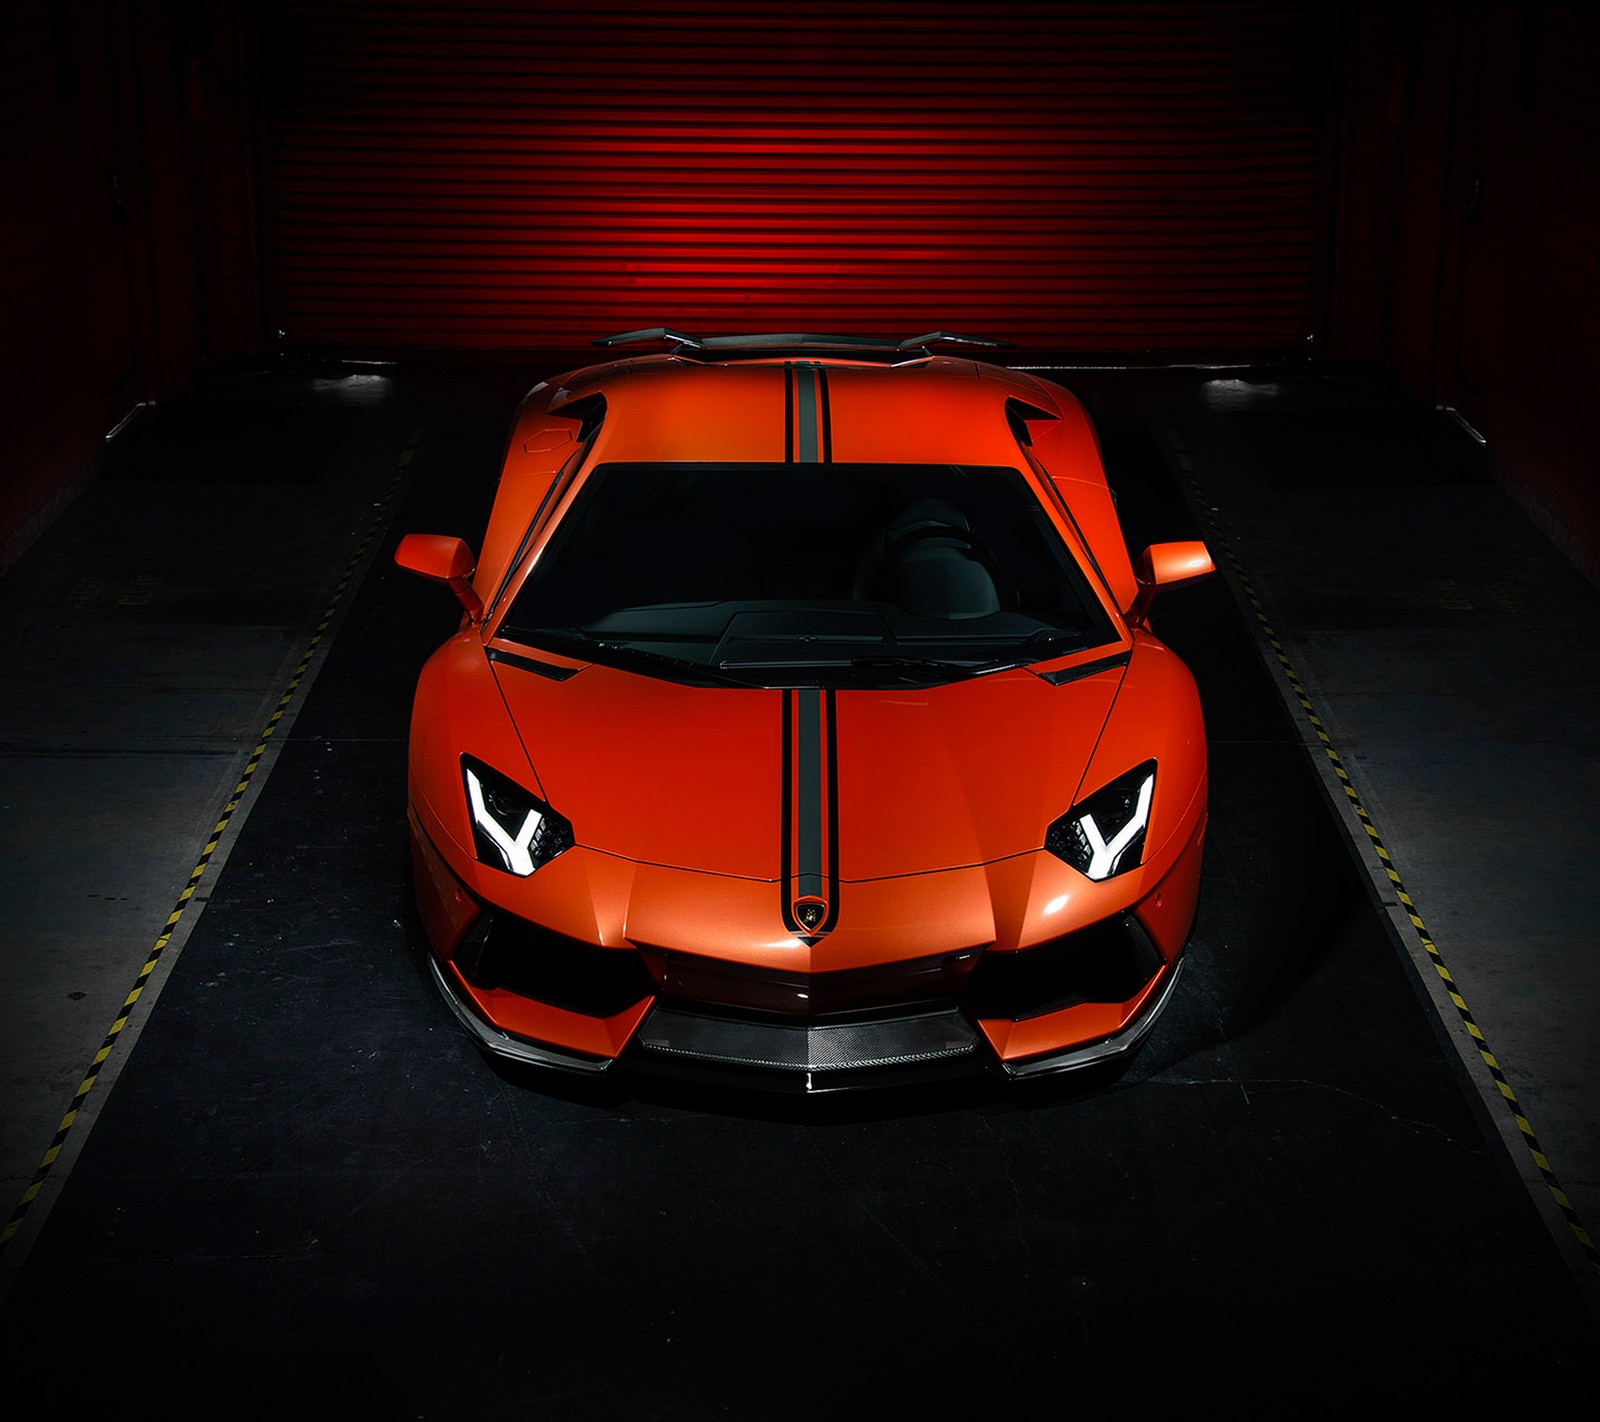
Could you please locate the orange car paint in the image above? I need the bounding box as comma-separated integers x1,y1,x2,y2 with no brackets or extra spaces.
399,345,1211,1085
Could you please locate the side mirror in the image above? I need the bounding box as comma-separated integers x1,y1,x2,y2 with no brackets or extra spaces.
395,533,484,623
1128,540,1213,626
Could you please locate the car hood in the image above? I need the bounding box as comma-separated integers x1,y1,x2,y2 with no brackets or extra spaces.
493,657,1125,880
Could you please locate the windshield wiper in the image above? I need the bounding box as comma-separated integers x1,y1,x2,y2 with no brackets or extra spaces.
853,631,1091,681
592,640,753,687
973,628,1087,671
514,629,752,688
846,654,991,683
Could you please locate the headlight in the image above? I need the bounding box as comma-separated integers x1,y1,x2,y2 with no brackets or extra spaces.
1046,761,1156,881
461,755,573,876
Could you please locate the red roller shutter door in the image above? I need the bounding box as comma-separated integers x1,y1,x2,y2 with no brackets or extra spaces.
263,0,1336,352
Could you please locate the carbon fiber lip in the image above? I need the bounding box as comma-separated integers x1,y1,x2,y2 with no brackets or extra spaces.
427,956,615,1074
430,939,1182,1089
633,1005,981,1075
998,958,1186,1080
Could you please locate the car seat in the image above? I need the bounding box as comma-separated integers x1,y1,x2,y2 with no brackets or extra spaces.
853,499,1001,619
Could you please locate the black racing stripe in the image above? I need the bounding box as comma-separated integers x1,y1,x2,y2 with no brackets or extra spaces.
780,687,839,940
780,689,794,906
794,363,821,463
784,362,795,463
821,689,840,933
795,689,823,900
817,365,833,462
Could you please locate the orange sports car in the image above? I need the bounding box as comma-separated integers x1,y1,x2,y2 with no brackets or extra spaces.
396,330,1212,1092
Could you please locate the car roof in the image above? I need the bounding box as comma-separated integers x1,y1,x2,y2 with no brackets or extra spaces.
473,344,1139,620
586,355,1043,467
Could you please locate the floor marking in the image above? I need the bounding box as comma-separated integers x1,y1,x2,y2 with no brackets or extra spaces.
0,428,423,1257
1164,427,1598,1274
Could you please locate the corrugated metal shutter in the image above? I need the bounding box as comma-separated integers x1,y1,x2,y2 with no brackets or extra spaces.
262,0,1337,353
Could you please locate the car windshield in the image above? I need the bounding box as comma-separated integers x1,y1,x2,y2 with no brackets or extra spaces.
498,462,1118,687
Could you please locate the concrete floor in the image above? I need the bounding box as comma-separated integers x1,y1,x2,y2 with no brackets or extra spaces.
1120,366,1600,1274
0,357,1594,1407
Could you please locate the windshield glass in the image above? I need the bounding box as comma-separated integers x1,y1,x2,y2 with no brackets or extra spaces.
498,462,1117,686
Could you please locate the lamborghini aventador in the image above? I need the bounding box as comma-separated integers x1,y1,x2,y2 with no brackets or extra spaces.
395,330,1213,1092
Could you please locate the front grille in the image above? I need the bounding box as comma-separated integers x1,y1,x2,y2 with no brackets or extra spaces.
966,914,1163,1020
634,944,981,1017
458,911,655,1018
634,1005,980,1074
458,901,1161,1049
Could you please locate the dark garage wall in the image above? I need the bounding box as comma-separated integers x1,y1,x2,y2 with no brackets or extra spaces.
1,0,260,572
2,1,179,569
1423,4,1599,581
1330,2,1600,580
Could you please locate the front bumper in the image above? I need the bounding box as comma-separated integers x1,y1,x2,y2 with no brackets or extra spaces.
410,807,1203,1095
425,940,1184,1094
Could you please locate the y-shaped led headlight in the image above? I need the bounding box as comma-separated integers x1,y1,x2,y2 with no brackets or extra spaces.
1047,761,1156,881
461,755,573,876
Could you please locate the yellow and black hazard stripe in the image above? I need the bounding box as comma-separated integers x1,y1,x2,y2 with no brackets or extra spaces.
1166,428,1599,1274
0,427,424,1256
781,688,841,941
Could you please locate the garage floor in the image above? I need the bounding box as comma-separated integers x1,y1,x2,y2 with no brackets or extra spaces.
0,359,1595,1411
